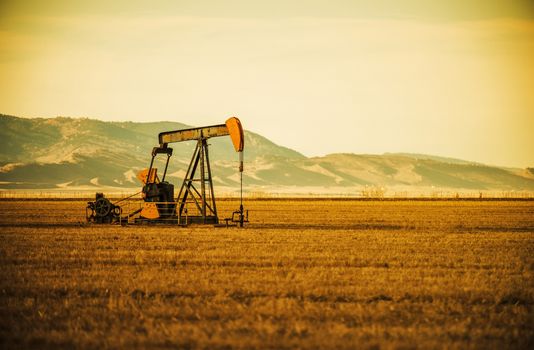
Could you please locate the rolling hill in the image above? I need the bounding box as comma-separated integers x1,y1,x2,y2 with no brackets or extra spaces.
1,114,533,194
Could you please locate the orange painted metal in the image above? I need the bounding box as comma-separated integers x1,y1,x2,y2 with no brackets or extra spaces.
140,202,160,219
225,117,244,152
137,168,159,184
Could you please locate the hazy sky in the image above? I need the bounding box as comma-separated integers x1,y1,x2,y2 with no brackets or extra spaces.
1,0,533,167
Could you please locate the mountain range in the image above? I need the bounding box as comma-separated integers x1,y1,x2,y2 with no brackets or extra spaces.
1,114,533,195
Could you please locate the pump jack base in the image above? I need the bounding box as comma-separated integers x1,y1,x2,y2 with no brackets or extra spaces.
131,215,219,226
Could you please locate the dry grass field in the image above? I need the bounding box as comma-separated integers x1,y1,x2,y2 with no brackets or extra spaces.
0,199,533,349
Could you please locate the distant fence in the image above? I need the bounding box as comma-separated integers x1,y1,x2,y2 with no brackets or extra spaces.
0,191,143,200
0,189,533,200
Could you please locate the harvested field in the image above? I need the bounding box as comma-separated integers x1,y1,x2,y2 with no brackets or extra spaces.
0,199,533,349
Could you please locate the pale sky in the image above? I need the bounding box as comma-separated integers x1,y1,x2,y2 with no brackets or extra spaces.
1,1,533,168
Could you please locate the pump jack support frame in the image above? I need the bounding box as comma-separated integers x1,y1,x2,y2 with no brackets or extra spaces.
175,138,218,225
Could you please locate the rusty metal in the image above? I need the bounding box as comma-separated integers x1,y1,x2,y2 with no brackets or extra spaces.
86,193,121,224
159,124,229,145
175,138,219,225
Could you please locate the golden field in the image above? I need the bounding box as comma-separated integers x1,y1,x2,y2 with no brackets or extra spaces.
0,199,533,349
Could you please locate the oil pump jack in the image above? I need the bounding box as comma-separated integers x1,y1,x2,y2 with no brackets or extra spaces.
86,117,248,227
